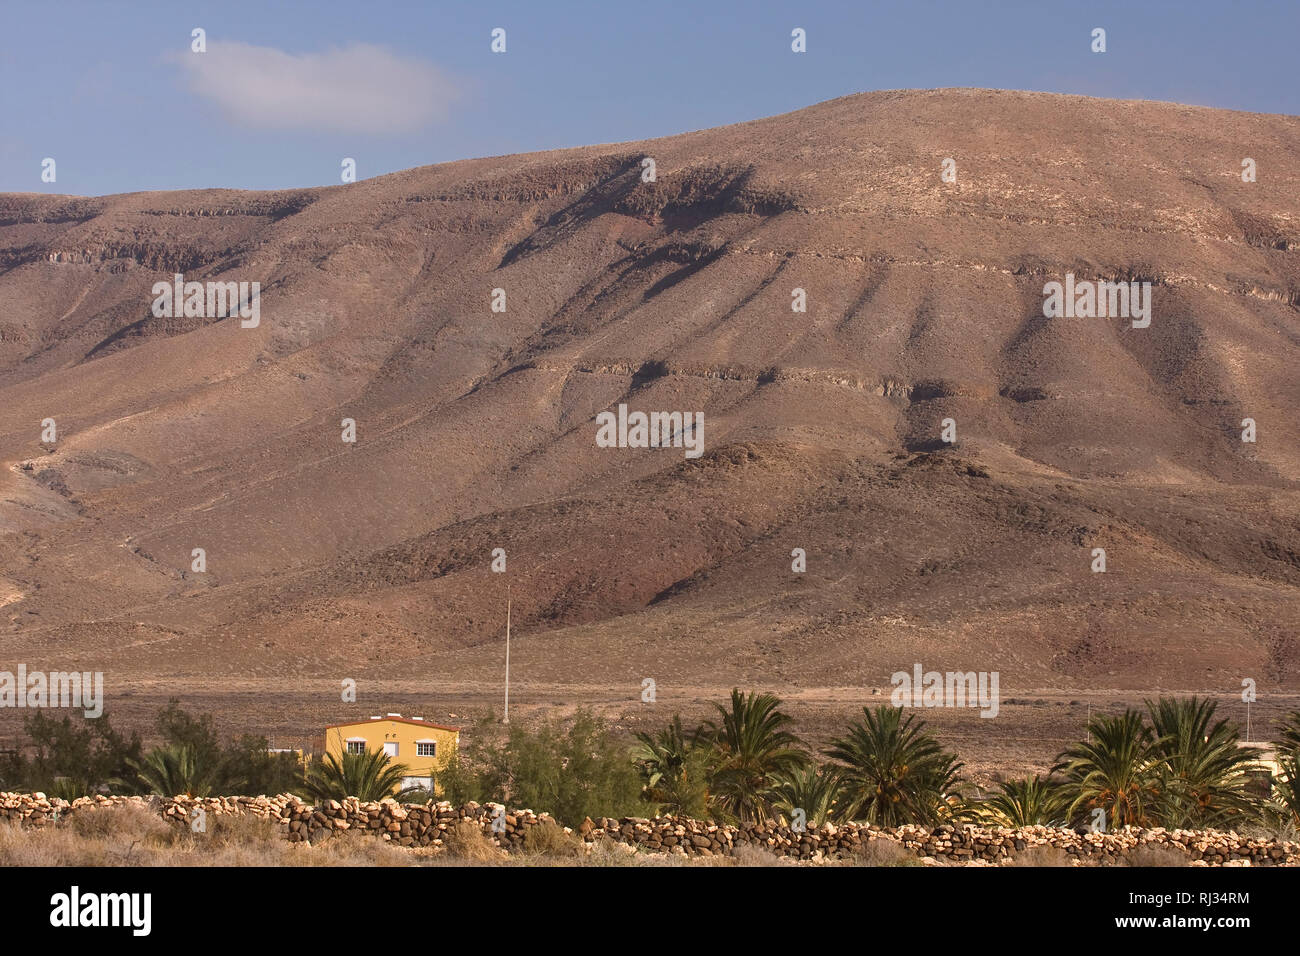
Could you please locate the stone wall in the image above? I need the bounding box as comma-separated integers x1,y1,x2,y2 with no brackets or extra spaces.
2,792,1295,865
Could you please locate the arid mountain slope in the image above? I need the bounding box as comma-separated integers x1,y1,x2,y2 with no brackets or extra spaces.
1,88,1298,700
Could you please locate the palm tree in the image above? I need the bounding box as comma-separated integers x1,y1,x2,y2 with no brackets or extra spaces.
131,743,218,797
1268,751,1300,830
980,775,1068,827
1276,710,1300,754
699,689,808,824
633,715,709,817
48,777,91,802
1145,696,1262,829
771,763,843,828
300,748,411,802
1054,709,1160,829
824,705,964,827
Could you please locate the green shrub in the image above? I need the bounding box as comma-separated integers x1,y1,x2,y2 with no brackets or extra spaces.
471,710,643,826
0,711,141,795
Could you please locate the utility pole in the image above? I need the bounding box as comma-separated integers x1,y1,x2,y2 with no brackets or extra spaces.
503,587,511,725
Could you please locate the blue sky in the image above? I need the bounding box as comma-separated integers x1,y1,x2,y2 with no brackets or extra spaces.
2,0,1296,196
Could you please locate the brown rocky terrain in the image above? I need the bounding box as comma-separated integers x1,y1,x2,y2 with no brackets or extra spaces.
0,89,1297,765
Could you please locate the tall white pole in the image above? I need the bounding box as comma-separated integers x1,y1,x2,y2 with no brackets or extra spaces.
503,589,511,725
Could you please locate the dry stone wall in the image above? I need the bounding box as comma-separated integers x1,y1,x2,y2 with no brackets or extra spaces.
2,791,1296,865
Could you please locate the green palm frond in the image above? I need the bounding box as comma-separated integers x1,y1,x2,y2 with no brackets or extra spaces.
1276,711,1300,755
701,689,809,824
130,743,218,798
771,763,843,828
633,715,710,817
1145,696,1261,829
979,775,1068,827
1267,751,1300,828
1054,709,1160,829
824,705,964,827
299,748,412,802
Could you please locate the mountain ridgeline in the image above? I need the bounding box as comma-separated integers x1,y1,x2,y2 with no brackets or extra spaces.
0,89,1297,694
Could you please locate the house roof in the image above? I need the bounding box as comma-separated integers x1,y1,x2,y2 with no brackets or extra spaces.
325,715,460,734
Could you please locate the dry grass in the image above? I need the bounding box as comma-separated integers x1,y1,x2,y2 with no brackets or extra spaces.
573,836,732,867
68,803,179,846
848,836,921,867
725,842,789,866
0,808,1204,868
438,819,507,863
1006,844,1074,867
297,829,416,866
0,808,415,867
522,820,583,858
0,809,748,866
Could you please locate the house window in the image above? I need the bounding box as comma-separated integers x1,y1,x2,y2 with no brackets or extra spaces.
417,742,436,757
346,740,366,754
383,741,399,758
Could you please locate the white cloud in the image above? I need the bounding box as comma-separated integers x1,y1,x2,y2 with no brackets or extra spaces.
173,42,456,134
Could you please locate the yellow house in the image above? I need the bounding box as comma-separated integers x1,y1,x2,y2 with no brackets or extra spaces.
324,713,460,792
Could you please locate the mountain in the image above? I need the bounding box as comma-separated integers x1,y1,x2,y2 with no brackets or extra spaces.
1,88,1298,711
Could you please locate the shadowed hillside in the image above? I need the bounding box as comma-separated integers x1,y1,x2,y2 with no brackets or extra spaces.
1,88,1298,699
